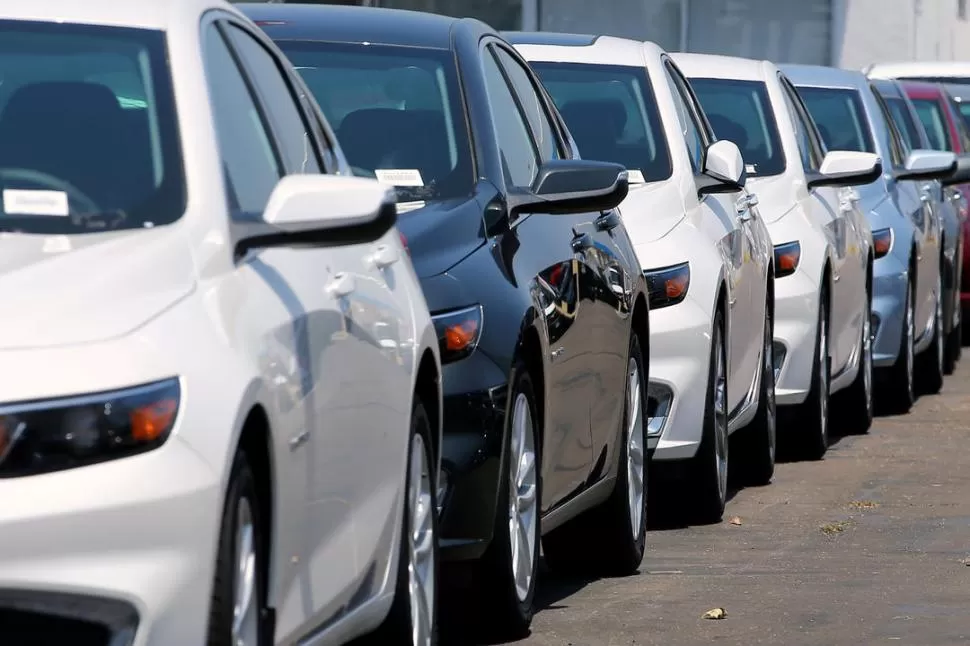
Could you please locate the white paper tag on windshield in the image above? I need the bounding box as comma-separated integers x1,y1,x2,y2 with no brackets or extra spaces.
626,169,646,184
3,189,69,216
745,164,757,174
397,200,426,214
374,169,424,187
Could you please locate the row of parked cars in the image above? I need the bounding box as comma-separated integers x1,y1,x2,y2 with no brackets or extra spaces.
2,1,967,645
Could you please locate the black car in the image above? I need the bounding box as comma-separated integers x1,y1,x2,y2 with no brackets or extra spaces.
241,3,651,634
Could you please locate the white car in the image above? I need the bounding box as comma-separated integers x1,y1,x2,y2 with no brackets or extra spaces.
674,53,880,459
0,2,442,645
864,61,970,86
510,33,775,521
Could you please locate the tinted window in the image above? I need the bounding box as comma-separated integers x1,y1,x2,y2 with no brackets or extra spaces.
952,98,970,131
797,87,875,153
492,47,560,162
778,82,815,169
911,98,952,151
205,25,281,215
872,91,907,165
689,78,786,176
531,62,672,182
884,97,923,149
0,20,184,233
483,49,540,188
225,26,320,174
664,63,705,172
275,40,472,203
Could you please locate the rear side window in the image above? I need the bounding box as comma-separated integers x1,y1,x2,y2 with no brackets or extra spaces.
911,98,952,151
689,77,786,177
0,19,185,233
796,86,875,153
884,96,923,150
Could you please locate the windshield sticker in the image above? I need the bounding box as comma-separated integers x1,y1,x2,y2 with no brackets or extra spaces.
2,189,69,217
626,169,646,184
745,164,757,174
374,169,424,187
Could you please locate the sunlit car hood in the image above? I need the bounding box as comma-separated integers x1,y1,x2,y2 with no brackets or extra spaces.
0,227,195,350
616,181,686,245
747,174,798,223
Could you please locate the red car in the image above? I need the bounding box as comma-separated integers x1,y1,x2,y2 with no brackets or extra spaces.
900,80,970,346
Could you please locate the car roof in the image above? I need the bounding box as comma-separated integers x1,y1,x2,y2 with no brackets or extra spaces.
866,61,970,80
898,79,945,100
0,0,227,31
236,3,463,49
507,31,656,67
669,52,771,82
779,63,868,90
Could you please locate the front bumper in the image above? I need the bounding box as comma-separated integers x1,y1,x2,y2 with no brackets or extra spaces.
0,437,222,646
872,253,909,368
645,295,711,461
773,268,820,406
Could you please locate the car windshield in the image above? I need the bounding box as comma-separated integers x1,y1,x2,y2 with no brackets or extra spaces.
883,96,924,150
0,20,184,234
275,40,472,204
910,98,952,151
528,62,672,183
688,78,786,177
796,86,875,153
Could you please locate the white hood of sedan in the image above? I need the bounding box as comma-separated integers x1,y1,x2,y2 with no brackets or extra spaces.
616,180,687,245
0,227,196,350
746,174,798,223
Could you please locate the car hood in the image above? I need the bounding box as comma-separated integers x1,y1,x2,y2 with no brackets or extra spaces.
0,227,196,350
396,196,486,279
747,174,798,224
616,181,686,244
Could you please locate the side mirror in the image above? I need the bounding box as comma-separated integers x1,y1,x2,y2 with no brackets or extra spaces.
807,150,882,189
237,174,396,255
697,139,746,195
896,149,958,181
941,153,970,186
515,159,629,215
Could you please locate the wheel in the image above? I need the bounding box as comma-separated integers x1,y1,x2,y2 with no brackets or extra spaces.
795,293,830,460
477,361,540,639
946,317,962,374
687,307,728,523
879,276,916,413
916,264,945,395
543,330,648,576
737,299,776,485
836,284,874,434
360,400,438,646
207,452,267,646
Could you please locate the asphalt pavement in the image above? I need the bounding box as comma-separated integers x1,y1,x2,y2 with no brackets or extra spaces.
445,357,970,645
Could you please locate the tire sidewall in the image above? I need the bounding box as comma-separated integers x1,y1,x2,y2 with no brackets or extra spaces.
621,331,648,556
405,402,439,646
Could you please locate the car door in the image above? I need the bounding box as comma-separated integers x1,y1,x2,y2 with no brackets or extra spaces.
219,18,412,635
480,42,596,511
664,59,761,411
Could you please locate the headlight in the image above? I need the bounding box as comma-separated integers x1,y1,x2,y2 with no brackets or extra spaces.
872,227,893,259
644,262,690,309
431,305,483,365
0,378,180,478
773,241,801,278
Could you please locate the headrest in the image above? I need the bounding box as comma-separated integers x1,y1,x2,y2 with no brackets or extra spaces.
706,113,749,151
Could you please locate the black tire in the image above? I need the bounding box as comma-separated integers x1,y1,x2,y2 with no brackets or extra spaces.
946,317,962,374
477,361,540,640
543,331,648,576
687,307,728,523
878,275,916,414
736,299,776,486
795,292,830,461
916,262,945,395
360,400,439,646
836,284,874,434
207,452,268,646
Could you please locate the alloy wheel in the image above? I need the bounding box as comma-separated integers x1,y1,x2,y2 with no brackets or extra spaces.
713,328,729,503
862,295,873,415
818,311,829,445
407,434,436,646
764,317,777,464
935,273,944,373
626,356,645,541
232,498,258,646
508,393,538,603
905,286,914,400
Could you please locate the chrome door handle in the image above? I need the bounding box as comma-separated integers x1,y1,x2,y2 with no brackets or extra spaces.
594,210,621,232
370,244,400,269
326,272,356,297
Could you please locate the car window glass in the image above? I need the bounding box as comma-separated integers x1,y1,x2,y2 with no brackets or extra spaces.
482,48,539,188
911,98,952,151
531,61,673,182
797,86,875,154
871,91,907,165
777,81,816,170
225,25,320,174
884,96,923,150
276,40,472,203
492,46,560,162
205,24,281,214
689,77,786,177
662,64,704,171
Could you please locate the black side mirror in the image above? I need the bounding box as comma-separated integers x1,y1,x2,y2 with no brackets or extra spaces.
512,159,629,216
942,153,970,187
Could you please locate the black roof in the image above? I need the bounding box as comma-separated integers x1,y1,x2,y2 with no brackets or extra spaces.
502,31,599,47
236,3,459,49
